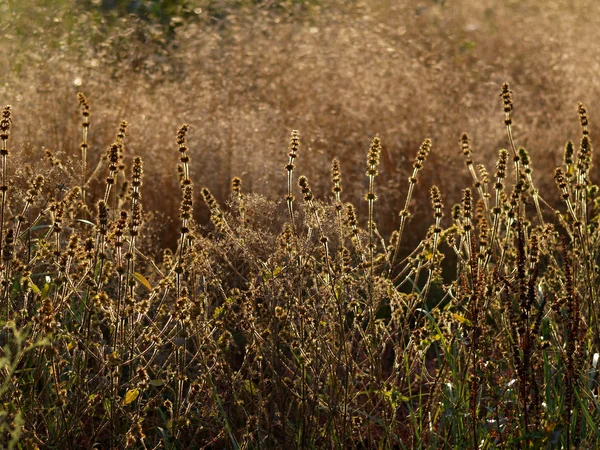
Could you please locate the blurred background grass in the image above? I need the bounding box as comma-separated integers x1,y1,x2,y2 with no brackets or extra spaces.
1,0,599,248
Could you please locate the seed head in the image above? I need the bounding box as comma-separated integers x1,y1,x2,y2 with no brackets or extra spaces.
288,130,300,160
495,149,508,183
97,200,109,235
298,175,313,202
331,158,342,195
462,188,472,221
231,176,242,194
0,105,12,140
129,201,142,237
176,124,189,147
430,186,444,219
77,92,89,111
345,203,358,230
564,141,574,166
366,136,381,177
578,102,589,134
477,164,489,185
117,120,128,142
414,138,432,170
518,148,529,166
577,135,592,173
460,133,472,165
500,82,513,125
3,228,14,264
180,184,194,221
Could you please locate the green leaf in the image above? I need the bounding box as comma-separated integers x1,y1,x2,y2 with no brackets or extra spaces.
132,272,152,290
27,279,41,295
123,388,140,405
452,313,472,326
149,379,164,387
41,283,50,299
243,379,257,394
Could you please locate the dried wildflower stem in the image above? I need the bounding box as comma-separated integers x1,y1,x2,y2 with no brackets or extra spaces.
483,149,507,273
495,187,520,273
103,143,120,204
555,168,578,223
331,158,347,264
501,83,544,225
77,93,90,205
421,186,443,302
113,121,128,216
518,148,544,224
125,157,143,309
574,104,590,219
461,134,491,222
500,84,521,182
0,106,11,260
202,188,229,234
331,159,343,217
298,176,332,274
12,174,44,251
175,125,193,292
391,240,426,285
95,200,109,290
365,137,381,277
231,176,244,223
50,200,64,261
113,211,127,346
345,203,364,261
285,130,300,233
461,188,473,265
390,139,431,274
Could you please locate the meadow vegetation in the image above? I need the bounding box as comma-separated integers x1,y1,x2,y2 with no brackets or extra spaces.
2,0,600,448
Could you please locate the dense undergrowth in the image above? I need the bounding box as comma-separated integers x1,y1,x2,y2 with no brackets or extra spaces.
0,84,599,449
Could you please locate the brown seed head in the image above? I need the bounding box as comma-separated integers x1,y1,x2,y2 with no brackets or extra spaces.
0,105,12,140
500,83,513,125
331,158,342,194
176,124,189,147
298,176,313,201
460,133,472,165
366,136,381,177
578,102,589,134
77,93,90,117
97,200,109,235
288,129,300,160
231,176,242,194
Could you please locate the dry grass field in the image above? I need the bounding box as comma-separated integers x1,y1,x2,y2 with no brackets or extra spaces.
1,0,600,448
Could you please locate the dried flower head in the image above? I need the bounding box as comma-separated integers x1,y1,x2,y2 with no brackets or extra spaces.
331,158,342,197
500,82,513,125
366,136,381,177
288,129,300,164
97,200,109,236
298,176,313,202
231,176,242,194
77,93,90,118
460,133,472,166
430,186,444,219
578,102,589,134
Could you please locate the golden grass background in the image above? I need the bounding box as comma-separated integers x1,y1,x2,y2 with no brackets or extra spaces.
3,0,600,246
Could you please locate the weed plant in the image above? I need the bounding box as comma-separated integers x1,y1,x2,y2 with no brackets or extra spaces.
0,84,599,449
